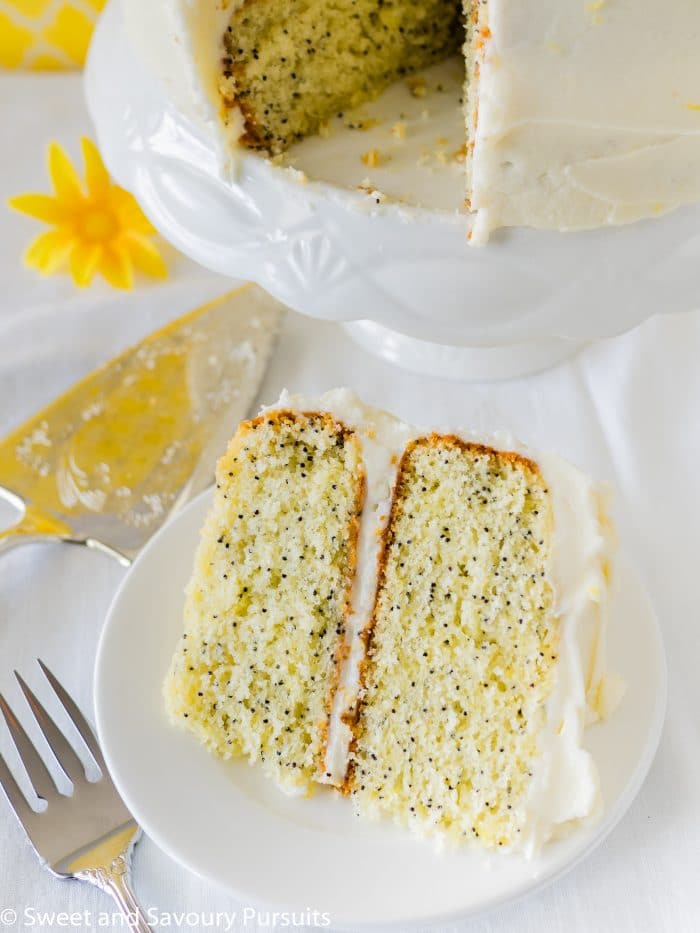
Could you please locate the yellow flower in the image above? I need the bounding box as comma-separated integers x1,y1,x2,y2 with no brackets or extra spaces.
8,138,167,289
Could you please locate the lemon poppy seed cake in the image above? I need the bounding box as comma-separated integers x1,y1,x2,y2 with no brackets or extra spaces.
164,409,365,792
349,436,557,847
220,0,463,153
165,389,620,850
127,1,700,240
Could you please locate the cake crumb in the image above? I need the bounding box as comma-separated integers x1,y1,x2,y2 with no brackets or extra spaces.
392,122,407,140
357,179,387,204
361,148,384,168
406,77,427,98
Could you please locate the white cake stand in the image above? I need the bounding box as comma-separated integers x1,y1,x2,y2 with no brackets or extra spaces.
86,0,700,380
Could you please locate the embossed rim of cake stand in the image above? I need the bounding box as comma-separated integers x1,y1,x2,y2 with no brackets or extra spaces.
86,0,700,380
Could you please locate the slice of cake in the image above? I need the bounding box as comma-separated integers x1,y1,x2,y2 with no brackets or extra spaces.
349,436,561,848
126,1,700,239
164,409,365,792
166,390,619,850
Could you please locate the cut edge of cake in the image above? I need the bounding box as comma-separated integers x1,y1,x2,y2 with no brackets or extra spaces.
218,0,464,154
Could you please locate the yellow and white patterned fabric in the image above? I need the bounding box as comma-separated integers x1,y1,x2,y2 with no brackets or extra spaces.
0,0,105,69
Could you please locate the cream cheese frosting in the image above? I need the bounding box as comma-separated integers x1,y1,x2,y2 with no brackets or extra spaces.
469,0,700,242
122,0,245,159
265,388,620,852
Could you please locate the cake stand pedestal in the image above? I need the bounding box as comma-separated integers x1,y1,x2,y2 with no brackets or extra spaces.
343,322,586,381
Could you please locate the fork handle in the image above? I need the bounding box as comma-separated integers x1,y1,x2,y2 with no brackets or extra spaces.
77,859,151,932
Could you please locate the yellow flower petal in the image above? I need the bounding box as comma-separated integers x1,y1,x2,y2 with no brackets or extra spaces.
98,244,133,290
10,137,164,291
7,192,69,224
48,141,83,205
112,187,156,235
82,137,111,199
121,232,168,279
70,241,102,287
24,229,74,275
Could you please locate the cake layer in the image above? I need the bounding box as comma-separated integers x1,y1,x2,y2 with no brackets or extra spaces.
164,410,365,792
220,0,463,152
349,436,558,847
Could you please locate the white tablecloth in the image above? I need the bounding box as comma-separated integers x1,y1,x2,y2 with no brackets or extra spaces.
1,75,698,933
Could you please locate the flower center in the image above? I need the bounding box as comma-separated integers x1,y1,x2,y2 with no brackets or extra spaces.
78,207,119,242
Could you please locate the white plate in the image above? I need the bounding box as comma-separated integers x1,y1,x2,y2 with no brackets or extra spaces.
95,489,666,930
85,1,700,380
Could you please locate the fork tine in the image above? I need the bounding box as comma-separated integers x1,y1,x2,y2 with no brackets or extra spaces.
37,660,105,772
0,749,39,838
15,672,86,784
0,693,59,801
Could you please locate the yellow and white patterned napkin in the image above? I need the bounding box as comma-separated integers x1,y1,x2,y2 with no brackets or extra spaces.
0,0,105,69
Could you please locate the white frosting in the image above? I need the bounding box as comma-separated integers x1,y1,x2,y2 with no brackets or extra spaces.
519,450,619,853
262,389,620,852
269,390,415,787
470,0,700,241
122,0,245,159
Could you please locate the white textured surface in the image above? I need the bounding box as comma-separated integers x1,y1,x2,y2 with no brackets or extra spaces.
0,74,698,932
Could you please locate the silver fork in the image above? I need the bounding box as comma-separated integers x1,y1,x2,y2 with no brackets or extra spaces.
0,660,150,932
